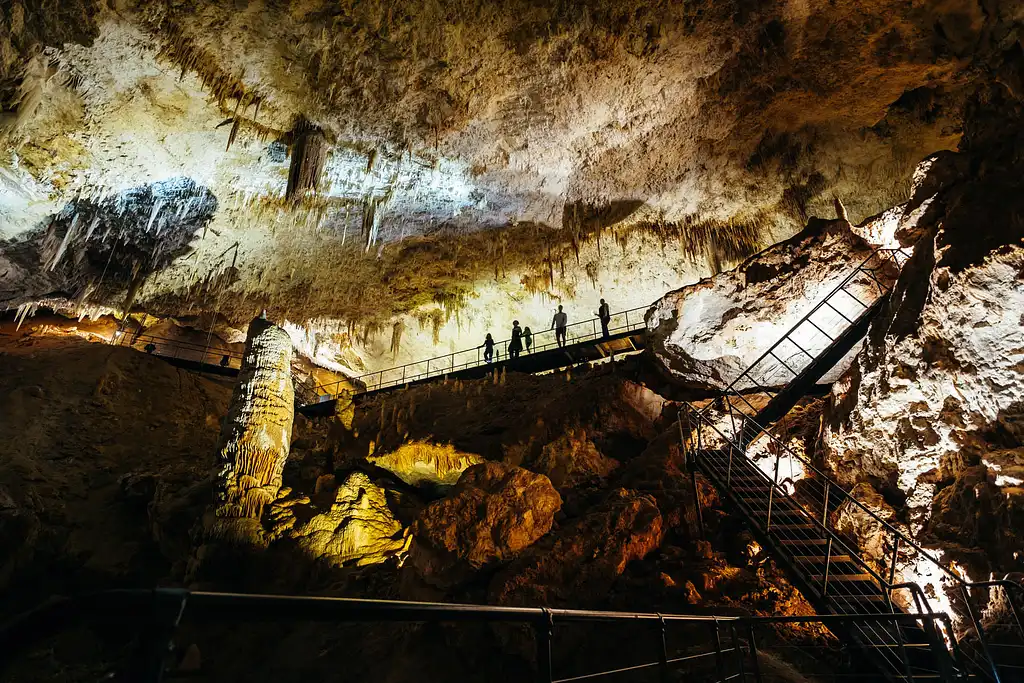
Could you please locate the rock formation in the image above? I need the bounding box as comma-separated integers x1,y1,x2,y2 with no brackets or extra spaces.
490,488,663,607
647,218,892,390
368,440,485,490
408,462,561,588
203,317,295,549
276,472,410,568
823,84,1024,581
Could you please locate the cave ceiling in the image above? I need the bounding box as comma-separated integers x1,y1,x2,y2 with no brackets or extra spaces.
1,0,1022,335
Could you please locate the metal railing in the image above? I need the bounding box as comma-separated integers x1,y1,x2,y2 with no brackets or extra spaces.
0,588,962,683
677,246,1024,681
314,306,650,401
698,247,909,426
109,329,244,371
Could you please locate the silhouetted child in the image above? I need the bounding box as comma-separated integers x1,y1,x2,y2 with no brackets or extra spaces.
220,354,230,367
524,326,533,353
144,342,156,354
482,333,495,363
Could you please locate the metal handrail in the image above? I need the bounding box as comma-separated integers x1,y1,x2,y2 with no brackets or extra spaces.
698,246,908,420
315,305,651,400
1,588,959,683
109,329,245,368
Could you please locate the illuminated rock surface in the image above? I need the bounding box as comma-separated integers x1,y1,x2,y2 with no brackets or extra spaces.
277,471,410,568
4,0,1022,369
408,462,561,588
824,89,1024,579
647,219,886,390
367,440,485,490
490,488,663,606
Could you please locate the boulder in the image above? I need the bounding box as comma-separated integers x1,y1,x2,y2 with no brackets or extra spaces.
368,440,485,490
489,489,663,606
527,428,618,489
407,462,561,588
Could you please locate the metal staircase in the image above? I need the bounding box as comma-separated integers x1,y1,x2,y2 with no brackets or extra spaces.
679,247,1024,682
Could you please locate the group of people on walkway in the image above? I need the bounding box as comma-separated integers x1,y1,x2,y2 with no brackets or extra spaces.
481,299,613,363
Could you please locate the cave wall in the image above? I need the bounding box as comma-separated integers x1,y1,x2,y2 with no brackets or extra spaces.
823,83,1024,578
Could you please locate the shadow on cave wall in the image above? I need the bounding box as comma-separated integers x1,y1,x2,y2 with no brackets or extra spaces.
0,177,218,308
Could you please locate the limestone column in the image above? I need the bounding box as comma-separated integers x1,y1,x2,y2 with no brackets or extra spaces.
207,315,294,548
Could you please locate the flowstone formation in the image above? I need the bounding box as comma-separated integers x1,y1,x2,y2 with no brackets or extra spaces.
273,471,410,568
823,85,1024,581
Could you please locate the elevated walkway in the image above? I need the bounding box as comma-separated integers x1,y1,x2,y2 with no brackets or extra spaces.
109,330,242,377
678,247,1024,682
300,306,649,416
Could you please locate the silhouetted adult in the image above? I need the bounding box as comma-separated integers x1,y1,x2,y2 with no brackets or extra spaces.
508,321,523,359
482,333,495,363
551,305,567,348
523,326,533,353
144,342,156,354
597,298,611,338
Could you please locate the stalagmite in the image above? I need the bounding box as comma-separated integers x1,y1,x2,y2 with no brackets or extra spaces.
198,316,295,556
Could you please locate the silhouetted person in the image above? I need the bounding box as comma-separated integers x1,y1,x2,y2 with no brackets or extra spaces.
482,333,495,363
220,354,230,367
551,305,567,348
597,298,611,338
523,326,533,353
144,342,156,354
508,320,523,359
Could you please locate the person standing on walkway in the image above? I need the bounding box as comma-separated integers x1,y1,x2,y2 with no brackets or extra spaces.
508,321,523,359
523,326,533,353
482,333,495,363
597,298,611,338
551,305,568,348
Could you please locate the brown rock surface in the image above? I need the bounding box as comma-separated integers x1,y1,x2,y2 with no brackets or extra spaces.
408,462,561,587
490,488,663,607
0,337,231,607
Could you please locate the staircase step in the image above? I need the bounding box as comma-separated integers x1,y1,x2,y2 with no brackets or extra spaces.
809,574,875,582
794,555,853,563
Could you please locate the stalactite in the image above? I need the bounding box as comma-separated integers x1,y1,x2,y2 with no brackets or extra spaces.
286,120,330,203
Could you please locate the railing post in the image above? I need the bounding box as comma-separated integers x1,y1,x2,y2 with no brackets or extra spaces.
425,359,430,377
535,609,554,683
822,480,830,527
961,584,1003,683
822,537,833,598
731,625,747,682
889,535,900,586
712,618,726,682
747,622,763,683
766,453,779,533
658,614,670,683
